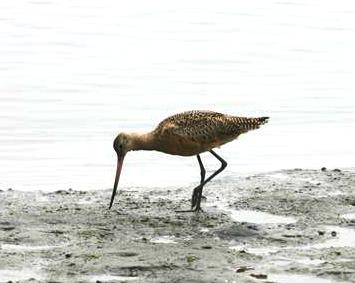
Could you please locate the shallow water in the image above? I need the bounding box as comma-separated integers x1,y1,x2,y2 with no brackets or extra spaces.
226,208,296,224
0,269,41,282
304,226,355,249
150,235,178,244
342,213,355,221
231,226,355,256
85,275,139,282
268,273,347,283
1,244,60,251
1,0,355,191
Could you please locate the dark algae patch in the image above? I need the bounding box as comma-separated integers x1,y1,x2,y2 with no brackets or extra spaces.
0,169,355,282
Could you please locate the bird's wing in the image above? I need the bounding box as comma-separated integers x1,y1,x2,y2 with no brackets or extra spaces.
155,110,269,142
154,110,234,142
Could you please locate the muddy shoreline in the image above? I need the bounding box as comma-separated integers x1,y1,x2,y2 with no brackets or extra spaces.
1,168,355,283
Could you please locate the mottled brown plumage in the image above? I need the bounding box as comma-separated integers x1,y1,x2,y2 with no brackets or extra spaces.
110,110,269,211
152,110,269,156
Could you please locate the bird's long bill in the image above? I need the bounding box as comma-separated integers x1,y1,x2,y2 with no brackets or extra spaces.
109,153,125,209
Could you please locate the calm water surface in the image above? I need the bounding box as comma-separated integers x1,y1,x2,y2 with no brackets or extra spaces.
1,0,354,191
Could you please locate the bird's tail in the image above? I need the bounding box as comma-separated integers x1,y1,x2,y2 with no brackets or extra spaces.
232,116,269,132
255,116,269,125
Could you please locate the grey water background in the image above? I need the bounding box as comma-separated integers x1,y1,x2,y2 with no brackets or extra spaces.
0,0,354,191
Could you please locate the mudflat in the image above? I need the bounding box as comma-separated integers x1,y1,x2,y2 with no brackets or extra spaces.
1,168,355,283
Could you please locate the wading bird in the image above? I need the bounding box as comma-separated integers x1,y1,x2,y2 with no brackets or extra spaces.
110,110,269,211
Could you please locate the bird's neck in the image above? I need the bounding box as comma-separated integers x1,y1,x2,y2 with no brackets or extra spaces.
127,132,156,152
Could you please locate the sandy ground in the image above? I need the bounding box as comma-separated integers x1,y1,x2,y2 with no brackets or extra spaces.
1,168,355,283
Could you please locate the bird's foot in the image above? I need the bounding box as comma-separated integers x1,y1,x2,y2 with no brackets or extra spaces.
192,206,203,213
191,195,206,210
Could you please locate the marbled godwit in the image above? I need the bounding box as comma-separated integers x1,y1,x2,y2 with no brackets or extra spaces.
110,110,269,211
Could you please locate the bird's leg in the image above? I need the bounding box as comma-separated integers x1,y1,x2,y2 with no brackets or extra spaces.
192,149,227,211
176,155,206,213
191,154,206,209
176,150,227,213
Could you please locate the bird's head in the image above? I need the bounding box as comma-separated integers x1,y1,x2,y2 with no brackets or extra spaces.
113,132,131,157
109,132,131,209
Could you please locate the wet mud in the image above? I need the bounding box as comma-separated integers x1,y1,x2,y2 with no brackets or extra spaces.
1,168,355,282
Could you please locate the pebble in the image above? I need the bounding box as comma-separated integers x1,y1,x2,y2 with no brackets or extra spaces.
1,226,15,231
201,245,212,249
235,266,253,273
55,190,70,195
250,273,267,279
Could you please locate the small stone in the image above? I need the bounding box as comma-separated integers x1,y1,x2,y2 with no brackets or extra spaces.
201,245,212,249
50,230,64,235
321,167,327,172
65,253,72,258
1,226,15,231
318,231,325,236
118,251,138,257
247,225,259,231
55,190,69,195
333,168,341,172
236,266,253,273
250,273,267,279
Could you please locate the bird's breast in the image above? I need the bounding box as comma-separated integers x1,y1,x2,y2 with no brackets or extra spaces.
154,134,228,156
154,136,202,156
